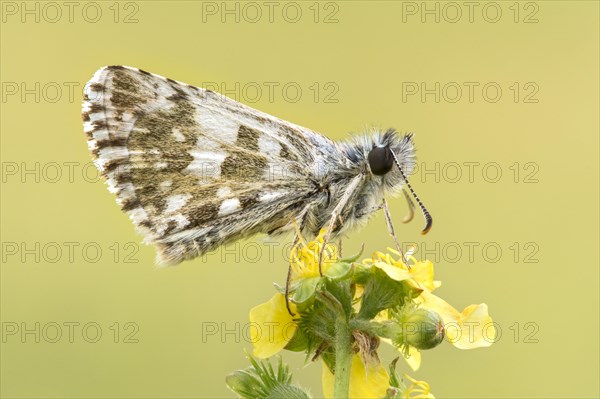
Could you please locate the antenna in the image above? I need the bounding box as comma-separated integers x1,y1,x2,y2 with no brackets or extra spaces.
389,149,433,235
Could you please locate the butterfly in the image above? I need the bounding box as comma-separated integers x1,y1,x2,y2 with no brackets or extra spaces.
82,66,432,269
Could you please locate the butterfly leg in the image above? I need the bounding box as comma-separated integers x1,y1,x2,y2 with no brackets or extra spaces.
382,197,406,261
284,208,312,316
284,233,300,316
318,175,363,275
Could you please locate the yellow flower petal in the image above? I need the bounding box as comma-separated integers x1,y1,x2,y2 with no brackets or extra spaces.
409,260,439,292
363,252,440,293
373,261,412,282
418,291,495,349
417,291,461,325
404,345,422,371
380,338,422,372
249,294,297,358
322,355,390,399
452,303,495,349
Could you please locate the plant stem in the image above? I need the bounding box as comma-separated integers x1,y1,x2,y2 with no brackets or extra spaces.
333,315,353,399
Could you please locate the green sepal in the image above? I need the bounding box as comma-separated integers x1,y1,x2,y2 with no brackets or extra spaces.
292,277,321,304
324,261,353,280
322,278,354,319
273,281,300,295
352,263,372,285
284,325,309,353
339,243,365,263
320,349,336,373
357,267,413,320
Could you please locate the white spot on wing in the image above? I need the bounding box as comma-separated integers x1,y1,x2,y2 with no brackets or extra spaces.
185,150,226,179
195,108,240,144
159,180,173,192
83,121,95,133
87,140,98,151
218,198,240,216
171,214,190,229
258,135,281,156
259,191,286,202
88,112,105,123
193,135,221,151
172,127,186,142
165,194,192,213
96,147,129,171
217,187,232,198
128,206,149,224
92,129,109,141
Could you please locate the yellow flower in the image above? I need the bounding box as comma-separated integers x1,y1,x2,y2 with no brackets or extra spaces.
249,294,297,358
361,250,494,369
402,374,435,399
290,229,339,280
322,354,389,399
418,291,495,349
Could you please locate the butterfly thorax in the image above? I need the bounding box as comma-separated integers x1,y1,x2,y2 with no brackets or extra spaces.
302,129,416,237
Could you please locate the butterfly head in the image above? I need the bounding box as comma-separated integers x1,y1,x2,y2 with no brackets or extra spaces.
366,129,432,235
367,129,415,182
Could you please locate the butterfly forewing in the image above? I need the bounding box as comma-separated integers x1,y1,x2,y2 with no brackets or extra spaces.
82,66,333,264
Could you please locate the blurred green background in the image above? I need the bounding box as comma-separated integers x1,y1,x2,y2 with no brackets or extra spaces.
1,1,598,398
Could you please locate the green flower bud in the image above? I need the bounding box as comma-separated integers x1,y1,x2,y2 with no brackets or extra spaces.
397,307,445,350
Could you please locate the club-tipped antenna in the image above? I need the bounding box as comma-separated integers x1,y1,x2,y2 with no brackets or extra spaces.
389,149,433,235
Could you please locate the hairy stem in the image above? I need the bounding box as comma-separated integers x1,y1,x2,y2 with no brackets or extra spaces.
333,315,353,399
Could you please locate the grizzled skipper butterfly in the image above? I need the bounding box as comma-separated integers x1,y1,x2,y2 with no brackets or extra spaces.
82,66,432,268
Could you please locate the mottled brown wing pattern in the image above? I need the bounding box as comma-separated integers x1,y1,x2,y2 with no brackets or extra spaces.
82,66,333,264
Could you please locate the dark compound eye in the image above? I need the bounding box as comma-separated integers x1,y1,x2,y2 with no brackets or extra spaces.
368,146,394,176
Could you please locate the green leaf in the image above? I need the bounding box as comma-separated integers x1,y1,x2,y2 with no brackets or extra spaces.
226,369,269,398
381,357,406,399
388,357,402,388
267,384,312,399
227,355,312,399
